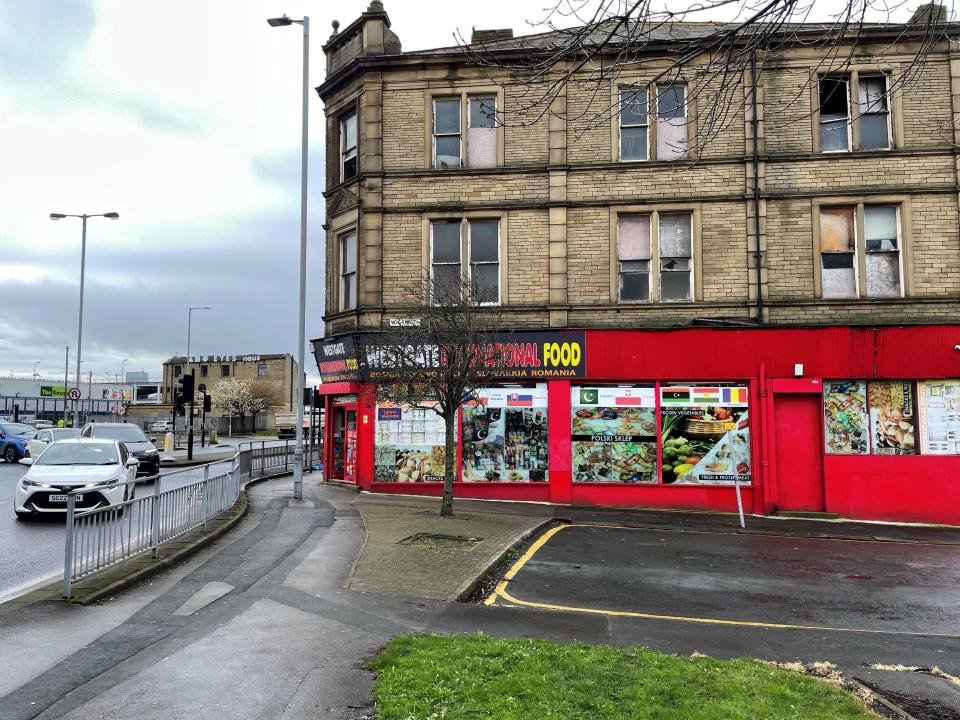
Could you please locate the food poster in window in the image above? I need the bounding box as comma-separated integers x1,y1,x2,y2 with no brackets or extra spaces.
917,380,960,455
373,403,448,482
660,385,750,484
823,381,869,454
868,381,916,455
571,387,657,483
461,386,548,482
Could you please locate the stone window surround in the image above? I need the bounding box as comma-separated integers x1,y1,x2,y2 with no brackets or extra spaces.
609,78,698,162
421,210,509,305
811,195,913,299
423,85,505,170
810,65,904,153
329,208,360,313
327,93,361,187
608,203,704,304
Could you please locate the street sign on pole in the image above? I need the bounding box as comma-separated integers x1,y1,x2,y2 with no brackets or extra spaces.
67,387,82,401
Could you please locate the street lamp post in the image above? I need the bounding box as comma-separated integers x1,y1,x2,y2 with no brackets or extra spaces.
267,12,309,501
50,211,119,426
186,306,211,460
120,358,128,385
32,361,40,380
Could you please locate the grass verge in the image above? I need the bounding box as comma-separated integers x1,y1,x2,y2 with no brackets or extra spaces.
371,634,878,720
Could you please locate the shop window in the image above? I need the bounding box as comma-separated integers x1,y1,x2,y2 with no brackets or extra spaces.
340,111,357,181
917,380,960,455
572,386,657,483
461,386,549,482
656,84,688,160
339,230,357,311
220,364,230,377
660,384,751,484
433,97,461,169
617,211,693,302
817,203,902,299
430,219,500,304
824,380,916,455
818,73,891,152
467,96,497,168
619,87,648,161
374,403,449,482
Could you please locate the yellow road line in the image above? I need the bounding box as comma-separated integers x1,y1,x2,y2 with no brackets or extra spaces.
487,522,960,639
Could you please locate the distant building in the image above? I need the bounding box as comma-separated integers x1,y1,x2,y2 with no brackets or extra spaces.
125,371,148,383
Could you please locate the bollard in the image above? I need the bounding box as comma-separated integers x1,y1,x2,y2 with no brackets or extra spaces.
162,431,175,460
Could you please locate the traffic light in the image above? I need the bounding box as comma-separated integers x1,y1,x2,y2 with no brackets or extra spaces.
179,372,194,397
203,394,211,412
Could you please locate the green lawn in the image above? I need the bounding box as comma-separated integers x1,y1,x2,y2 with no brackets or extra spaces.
371,634,877,720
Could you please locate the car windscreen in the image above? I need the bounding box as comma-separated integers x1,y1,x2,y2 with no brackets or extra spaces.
92,426,148,442
36,444,119,466
1,423,37,436
52,429,81,440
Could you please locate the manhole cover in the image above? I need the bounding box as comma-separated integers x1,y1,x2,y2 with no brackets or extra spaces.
399,533,484,550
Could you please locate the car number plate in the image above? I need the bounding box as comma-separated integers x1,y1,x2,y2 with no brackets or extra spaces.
49,494,83,502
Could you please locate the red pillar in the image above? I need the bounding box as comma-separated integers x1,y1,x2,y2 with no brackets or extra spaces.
548,379,572,504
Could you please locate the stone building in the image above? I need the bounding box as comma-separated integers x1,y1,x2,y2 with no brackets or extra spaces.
310,3,960,525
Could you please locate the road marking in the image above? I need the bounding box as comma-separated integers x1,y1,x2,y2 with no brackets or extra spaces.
488,523,960,639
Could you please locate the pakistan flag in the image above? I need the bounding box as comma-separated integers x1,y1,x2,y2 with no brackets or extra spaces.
579,388,599,405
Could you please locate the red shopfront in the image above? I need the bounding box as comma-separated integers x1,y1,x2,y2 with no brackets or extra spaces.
314,325,960,525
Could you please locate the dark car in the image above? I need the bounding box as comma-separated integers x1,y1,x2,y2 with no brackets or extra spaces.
80,423,159,479
0,422,36,463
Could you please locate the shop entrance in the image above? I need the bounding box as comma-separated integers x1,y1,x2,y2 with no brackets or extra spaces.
774,394,824,511
331,403,358,483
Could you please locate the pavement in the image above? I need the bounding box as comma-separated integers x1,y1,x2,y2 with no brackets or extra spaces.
2,484,960,719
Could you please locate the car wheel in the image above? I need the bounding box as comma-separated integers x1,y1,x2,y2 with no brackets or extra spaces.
4,446,18,463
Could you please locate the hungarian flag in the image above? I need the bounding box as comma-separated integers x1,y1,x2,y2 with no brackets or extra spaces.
507,393,533,406
579,388,599,404
661,388,691,403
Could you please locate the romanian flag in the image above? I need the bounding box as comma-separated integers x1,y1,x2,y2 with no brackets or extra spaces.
507,393,533,406
661,388,690,403
693,387,720,403
722,387,748,404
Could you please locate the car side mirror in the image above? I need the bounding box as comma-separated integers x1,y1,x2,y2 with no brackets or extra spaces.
19,457,34,466
126,458,140,467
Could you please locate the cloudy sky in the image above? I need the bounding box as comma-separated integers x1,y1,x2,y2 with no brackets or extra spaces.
0,0,932,386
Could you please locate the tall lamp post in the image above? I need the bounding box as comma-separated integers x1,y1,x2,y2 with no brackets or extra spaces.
50,211,120,425
267,12,309,500
186,306,210,460
120,358,128,385
32,361,40,380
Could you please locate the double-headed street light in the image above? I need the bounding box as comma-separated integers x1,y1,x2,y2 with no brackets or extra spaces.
267,12,309,501
50,211,120,425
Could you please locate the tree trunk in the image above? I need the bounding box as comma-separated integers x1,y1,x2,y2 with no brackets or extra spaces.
441,409,456,517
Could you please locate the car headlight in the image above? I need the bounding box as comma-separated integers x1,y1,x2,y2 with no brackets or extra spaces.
21,478,52,488
83,477,123,488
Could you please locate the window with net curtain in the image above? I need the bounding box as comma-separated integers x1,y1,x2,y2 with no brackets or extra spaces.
618,212,692,302
819,204,901,298
467,97,497,168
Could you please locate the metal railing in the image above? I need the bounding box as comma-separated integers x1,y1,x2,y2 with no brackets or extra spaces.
248,440,321,476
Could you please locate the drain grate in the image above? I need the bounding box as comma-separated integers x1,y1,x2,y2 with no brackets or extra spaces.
399,533,484,550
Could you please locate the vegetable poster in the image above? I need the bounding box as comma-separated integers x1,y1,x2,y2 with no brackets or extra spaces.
660,386,751,484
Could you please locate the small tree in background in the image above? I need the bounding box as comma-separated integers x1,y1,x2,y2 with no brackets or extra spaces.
363,274,506,517
249,379,284,433
212,378,254,434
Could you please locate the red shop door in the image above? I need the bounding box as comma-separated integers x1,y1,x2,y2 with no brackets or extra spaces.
774,394,824,512
331,405,358,483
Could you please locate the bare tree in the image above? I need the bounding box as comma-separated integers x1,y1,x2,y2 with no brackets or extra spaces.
458,0,954,158
360,274,506,517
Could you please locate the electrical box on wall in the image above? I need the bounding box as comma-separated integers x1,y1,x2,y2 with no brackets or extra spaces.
794,363,804,377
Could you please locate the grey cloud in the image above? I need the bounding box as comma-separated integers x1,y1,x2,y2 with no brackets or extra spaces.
0,0,95,82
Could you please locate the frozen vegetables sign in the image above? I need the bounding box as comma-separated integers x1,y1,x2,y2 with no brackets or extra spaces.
660,385,750,484
572,387,657,483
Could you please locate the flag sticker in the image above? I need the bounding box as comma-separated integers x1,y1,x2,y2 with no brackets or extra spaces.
615,396,644,405
507,393,533,406
579,388,599,405
661,388,691,403
693,387,720,403
721,387,748,404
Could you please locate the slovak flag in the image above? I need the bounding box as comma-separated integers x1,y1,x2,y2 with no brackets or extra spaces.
507,393,533,406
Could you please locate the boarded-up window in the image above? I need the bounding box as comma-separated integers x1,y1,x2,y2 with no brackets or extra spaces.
819,78,850,152
864,205,901,297
858,76,890,150
619,88,648,161
467,97,497,168
656,84,687,161
433,98,461,169
658,213,692,300
618,215,651,301
820,206,856,298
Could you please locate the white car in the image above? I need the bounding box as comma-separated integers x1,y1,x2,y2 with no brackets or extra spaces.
150,420,174,432
26,428,80,458
33,420,54,429
15,439,138,519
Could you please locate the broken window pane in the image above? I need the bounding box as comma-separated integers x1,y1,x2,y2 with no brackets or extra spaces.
658,213,692,257
619,261,650,301
821,252,856,298
431,221,461,263
819,207,855,252
858,76,887,114
864,206,898,251
819,77,850,151
866,252,901,297
618,215,651,260
469,221,499,262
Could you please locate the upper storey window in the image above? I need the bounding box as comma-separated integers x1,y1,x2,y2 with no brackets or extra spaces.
618,84,688,162
818,74,891,152
340,112,357,181
432,94,499,169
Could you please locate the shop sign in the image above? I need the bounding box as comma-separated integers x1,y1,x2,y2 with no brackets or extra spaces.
377,407,402,422
313,336,360,383
917,379,960,455
40,385,67,398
